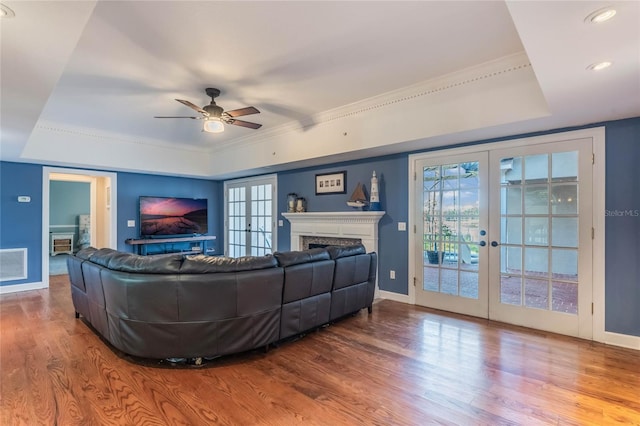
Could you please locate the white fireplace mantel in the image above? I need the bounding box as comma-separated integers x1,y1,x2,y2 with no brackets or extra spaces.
282,211,385,253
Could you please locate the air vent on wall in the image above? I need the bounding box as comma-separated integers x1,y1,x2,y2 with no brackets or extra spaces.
0,248,27,281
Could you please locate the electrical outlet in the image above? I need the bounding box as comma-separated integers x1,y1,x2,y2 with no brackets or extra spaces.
127,220,135,227
278,220,284,227
398,222,407,231
390,270,396,279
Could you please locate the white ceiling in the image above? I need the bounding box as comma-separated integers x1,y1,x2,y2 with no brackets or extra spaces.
1,1,639,179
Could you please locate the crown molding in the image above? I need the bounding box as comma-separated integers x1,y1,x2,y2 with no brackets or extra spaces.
217,52,532,152
34,121,210,153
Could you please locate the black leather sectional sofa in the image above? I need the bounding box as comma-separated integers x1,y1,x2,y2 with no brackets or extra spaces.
67,244,377,360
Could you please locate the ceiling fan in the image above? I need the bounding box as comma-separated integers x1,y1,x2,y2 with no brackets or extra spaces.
154,88,262,133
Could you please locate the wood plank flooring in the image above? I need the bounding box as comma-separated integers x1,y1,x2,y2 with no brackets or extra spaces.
1,275,639,425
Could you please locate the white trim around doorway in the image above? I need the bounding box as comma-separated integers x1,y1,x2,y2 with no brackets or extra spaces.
42,167,118,289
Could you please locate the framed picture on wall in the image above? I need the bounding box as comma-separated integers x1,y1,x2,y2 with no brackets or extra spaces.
315,171,346,195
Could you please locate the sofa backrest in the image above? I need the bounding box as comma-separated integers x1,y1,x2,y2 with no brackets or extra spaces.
327,244,370,290
180,254,278,273
274,248,335,303
87,248,184,274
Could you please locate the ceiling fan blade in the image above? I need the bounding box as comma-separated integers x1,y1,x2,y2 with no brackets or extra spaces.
228,119,262,129
175,99,207,115
224,106,260,117
154,116,201,119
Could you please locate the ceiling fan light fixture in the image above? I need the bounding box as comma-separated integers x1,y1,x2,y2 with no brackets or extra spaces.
0,3,16,18
203,118,224,133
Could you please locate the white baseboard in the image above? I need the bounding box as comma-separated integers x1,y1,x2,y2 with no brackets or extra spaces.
601,331,640,350
377,290,411,304
0,281,47,294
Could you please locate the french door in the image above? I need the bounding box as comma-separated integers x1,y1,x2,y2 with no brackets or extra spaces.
224,175,277,257
414,152,489,318
488,140,593,337
414,138,594,338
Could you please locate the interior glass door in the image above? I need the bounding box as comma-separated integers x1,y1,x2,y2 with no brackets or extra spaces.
415,152,489,318
488,139,593,338
225,176,277,257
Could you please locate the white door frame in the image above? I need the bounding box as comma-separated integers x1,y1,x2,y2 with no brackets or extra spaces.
42,167,117,289
408,127,606,342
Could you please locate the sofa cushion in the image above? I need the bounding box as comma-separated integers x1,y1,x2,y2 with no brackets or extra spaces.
75,246,98,260
327,244,366,259
274,248,330,267
87,248,120,267
180,254,278,273
108,252,183,274
88,248,183,274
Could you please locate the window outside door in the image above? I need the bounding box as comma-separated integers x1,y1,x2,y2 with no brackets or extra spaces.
225,175,277,257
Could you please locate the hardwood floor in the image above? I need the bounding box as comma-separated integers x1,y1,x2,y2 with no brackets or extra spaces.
1,275,639,425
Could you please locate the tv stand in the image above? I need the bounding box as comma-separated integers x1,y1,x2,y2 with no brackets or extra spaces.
125,235,216,256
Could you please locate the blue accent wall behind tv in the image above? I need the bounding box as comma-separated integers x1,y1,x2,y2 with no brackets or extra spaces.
116,172,222,254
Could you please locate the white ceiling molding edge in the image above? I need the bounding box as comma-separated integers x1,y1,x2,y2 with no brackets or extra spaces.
21,123,213,178
218,52,533,151
207,52,550,179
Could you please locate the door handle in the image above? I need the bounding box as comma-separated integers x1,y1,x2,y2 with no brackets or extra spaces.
479,241,486,247
491,241,499,247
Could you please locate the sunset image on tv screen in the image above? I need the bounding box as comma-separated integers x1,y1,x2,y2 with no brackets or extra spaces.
139,197,208,236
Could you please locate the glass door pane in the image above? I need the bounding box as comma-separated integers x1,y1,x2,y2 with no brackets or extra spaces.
227,186,247,257
250,183,273,256
498,152,579,313
415,153,489,318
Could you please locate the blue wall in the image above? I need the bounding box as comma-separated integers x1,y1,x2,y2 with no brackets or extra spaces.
278,153,409,294
0,162,43,285
116,172,223,255
604,118,640,336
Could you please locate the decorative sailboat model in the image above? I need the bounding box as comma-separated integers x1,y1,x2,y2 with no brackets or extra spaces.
347,183,369,208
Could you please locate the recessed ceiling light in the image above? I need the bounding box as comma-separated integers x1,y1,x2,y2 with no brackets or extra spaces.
586,61,613,71
1,3,15,18
585,7,617,24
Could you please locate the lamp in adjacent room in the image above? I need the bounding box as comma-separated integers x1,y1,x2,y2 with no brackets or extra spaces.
203,118,224,133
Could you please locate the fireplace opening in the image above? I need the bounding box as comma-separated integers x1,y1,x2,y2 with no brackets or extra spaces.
301,236,362,250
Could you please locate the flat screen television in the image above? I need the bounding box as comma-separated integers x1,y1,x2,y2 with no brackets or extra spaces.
139,196,208,238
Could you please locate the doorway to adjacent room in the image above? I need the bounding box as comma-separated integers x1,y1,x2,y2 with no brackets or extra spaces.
42,167,117,286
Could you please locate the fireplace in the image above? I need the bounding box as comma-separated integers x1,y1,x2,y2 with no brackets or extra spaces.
282,211,385,297
282,211,384,254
